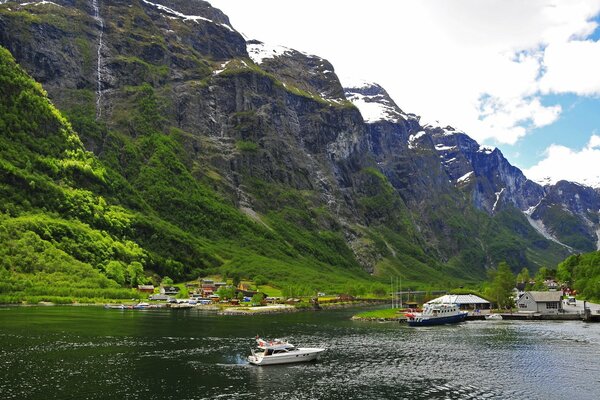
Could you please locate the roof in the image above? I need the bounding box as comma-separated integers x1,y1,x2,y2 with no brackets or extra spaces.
522,291,562,302
426,294,490,305
137,285,154,290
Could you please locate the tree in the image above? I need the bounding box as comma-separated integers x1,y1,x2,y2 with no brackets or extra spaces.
250,293,264,306
216,286,236,300
486,262,515,309
161,276,174,285
516,267,530,284
253,274,267,286
126,261,145,287
230,272,241,287
533,267,550,290
105,261,126,285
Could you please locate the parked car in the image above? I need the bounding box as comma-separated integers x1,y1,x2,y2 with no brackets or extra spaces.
567,296,576,305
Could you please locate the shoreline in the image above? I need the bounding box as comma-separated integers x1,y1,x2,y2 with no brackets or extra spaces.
0,299,387,315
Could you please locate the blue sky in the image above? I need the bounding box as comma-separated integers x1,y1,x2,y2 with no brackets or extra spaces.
211,0,600,186
500,94,600,168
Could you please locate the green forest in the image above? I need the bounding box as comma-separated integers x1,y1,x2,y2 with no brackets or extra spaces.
557,251,600,302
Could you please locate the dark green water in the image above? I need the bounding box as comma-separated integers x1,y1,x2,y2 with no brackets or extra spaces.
1,306,599,400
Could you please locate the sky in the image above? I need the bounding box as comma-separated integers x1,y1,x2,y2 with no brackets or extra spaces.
209,0,600,187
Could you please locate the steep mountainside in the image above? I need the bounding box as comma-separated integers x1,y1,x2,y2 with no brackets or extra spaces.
0,0,596,297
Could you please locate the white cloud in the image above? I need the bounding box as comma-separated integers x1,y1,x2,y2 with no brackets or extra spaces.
539,40,600,95
524,135,600,187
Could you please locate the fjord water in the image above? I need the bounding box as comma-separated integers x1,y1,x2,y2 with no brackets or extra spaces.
1,307,599,400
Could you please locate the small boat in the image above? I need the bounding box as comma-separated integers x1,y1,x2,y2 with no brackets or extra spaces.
485,313,503,320
405,303,468,327
248,337,325,366
104,304,125,309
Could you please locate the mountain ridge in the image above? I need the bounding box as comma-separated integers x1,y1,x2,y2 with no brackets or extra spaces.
0,0,597,301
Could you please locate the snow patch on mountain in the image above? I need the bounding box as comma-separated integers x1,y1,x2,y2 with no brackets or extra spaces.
18,1,62,7
493,188,505,211
247,42,293,64
408,131,427,150
529,175,600,189
346,92,402,123
525,215,573,250
478,145,496,154
435,144,456,151
457,171,474,184
343,80,417,124
246,41,316,65
141,0,234,31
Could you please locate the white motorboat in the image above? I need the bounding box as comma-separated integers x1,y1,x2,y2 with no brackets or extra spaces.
247,337,325,366
485,313,503,320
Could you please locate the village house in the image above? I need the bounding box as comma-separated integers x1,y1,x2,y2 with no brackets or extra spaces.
137,285,155,294
544,280,559,290
201,283,216,297
517,291,563,315
160,286,180,296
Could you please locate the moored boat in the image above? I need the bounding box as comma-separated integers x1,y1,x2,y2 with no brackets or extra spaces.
485,313,503,320
248,337,325,366
405,303,468,327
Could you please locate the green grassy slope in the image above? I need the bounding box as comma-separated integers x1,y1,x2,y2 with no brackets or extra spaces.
0,46,381,303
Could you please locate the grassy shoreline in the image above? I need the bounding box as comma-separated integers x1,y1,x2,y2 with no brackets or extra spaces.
351,307,407,321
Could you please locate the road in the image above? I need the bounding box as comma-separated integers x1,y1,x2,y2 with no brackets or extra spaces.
562,298,600,314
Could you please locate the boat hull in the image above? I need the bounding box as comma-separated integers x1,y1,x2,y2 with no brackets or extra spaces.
407,312,468,327
248,348,325,366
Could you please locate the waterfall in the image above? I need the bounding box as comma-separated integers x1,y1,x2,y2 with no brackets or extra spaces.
91,0,105,119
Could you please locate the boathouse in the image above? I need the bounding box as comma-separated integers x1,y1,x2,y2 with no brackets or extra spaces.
517,291,563,315
426,294,491,310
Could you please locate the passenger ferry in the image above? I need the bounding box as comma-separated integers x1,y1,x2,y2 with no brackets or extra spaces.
405,303,468,327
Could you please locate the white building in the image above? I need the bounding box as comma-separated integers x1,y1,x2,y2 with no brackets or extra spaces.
516,291,563,315
426,294,491,310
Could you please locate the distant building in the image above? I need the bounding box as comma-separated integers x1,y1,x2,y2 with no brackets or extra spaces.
517,291,563,314
544,280,559,290
137,285,155,293
426,294,491,310
160,286,180,296
149,294,171,301
201,283,216,297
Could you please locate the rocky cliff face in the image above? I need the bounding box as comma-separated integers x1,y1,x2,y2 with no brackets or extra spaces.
0,0,594,285
344,81,599,257
528,181,600,251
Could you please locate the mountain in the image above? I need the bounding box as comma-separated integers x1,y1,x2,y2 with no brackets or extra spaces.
0,0,598,301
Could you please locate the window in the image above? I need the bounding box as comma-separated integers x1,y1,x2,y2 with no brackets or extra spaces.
519,303,527,308
546,302,558,309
